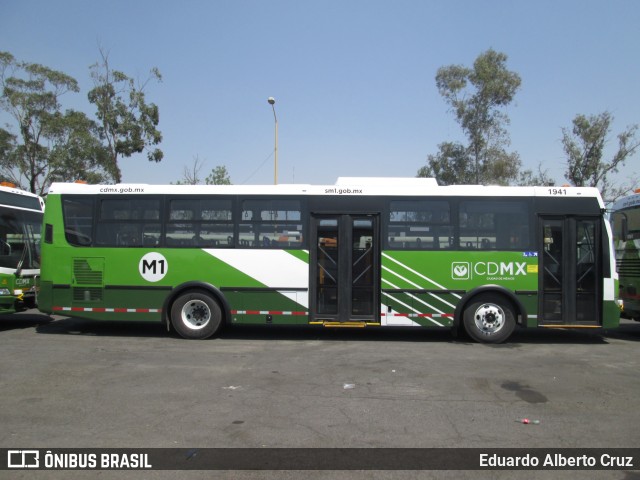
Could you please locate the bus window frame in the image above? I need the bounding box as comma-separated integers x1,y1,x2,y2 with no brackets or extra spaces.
237,196,307,249
383,197,534,251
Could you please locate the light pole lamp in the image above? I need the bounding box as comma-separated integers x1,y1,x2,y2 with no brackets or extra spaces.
268,97,278,185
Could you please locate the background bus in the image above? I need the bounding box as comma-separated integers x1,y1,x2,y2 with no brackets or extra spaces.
0,183,44,313
611,189,640,321
38,178,619,342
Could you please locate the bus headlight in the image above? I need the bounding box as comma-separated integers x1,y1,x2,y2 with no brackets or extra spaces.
0,289,10,296
13,289,23,296
616,299,624,311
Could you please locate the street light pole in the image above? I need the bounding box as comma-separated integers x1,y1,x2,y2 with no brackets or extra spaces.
268,97,278,185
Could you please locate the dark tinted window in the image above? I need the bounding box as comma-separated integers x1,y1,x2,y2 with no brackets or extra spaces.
459,200,530,250
0,191,41,210
63,197,94,246
96,198,161,247
166,198,234,247
240,199,303,248
388,200,453,249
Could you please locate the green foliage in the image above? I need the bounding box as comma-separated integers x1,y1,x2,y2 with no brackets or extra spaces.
46,110,114,184
174,156,232,185
206,165,231,185
0,51,113,194
88,49,163,183
418,142,473,185
516,163,555,186
562,112,639,199
0,127,17,180
420,49,522,185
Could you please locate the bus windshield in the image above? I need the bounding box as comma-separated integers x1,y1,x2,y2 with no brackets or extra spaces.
0,206,42,270
621,207,640,240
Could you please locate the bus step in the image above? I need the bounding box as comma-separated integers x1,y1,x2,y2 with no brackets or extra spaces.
320,321,381,328
539,324,601,329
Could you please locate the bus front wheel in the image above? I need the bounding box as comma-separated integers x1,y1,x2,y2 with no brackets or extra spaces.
170,291,222,340
463,294,515,343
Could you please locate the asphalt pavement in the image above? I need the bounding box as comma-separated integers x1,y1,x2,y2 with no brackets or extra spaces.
1,310,639,480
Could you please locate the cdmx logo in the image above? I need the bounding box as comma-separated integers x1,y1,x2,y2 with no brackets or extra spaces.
451,261,527,280
452,262,470,280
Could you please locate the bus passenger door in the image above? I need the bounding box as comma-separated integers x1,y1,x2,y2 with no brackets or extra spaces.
309,214,380,325
539,216,601,325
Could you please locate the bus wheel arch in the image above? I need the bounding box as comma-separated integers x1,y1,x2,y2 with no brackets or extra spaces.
454,286,525,343
164,282,230,339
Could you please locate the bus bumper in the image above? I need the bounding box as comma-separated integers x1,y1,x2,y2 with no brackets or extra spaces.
0,291,17,314
0,288,36,313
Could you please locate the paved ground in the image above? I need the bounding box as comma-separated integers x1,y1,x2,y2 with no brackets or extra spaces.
1,311,639,479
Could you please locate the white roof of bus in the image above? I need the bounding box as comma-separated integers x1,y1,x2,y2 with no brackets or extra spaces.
610,191,640,212
46,178,603,204
0,184,45,210
0,184,41,198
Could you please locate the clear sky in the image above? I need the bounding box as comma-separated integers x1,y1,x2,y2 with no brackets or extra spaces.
1,0,639,186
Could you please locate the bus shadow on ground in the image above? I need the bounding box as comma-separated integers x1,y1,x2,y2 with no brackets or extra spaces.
0,311,53,332
34,318,452,343
501,320,640,346
35,317,168,338
30,315,640,345
602,319,640,342
219,325,455,343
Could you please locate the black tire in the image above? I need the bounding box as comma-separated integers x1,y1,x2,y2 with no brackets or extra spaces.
462,294,516,344
170,291,222,340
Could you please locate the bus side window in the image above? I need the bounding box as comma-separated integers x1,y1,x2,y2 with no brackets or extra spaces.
117,227,140,246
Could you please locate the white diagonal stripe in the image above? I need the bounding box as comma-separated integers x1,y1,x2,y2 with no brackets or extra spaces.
382,252,462,300
382,265,457,310
382,277,446,315
203,249,309,308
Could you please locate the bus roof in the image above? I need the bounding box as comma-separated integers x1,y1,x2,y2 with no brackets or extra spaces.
0,185,44,211
46,178,604,203
610,191,640,212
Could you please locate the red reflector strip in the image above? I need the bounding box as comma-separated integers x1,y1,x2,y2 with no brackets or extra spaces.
387,313,454,318
232,310,308,316
52,306,161,313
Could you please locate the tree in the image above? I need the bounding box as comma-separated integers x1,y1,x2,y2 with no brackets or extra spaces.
0,128,17,174
517,163,555,186
175,155,205,185
417,142,473,185
88,48,163,183
175,156,232,185
419,49,522,185
206,165,231,185
46,110,114,184
0,51,113,194
562,112,639,200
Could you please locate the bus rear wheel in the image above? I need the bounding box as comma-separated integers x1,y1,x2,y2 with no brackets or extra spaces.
170,291,222,340
463,294,515,344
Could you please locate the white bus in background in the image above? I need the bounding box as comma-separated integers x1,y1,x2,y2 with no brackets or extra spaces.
0,183,44,313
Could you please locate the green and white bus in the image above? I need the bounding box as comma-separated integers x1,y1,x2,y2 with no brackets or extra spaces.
0,183,44,313
611,189,640,321
38,178,619,342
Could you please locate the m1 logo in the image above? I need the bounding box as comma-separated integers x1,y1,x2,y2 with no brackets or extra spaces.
139,252,168,282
